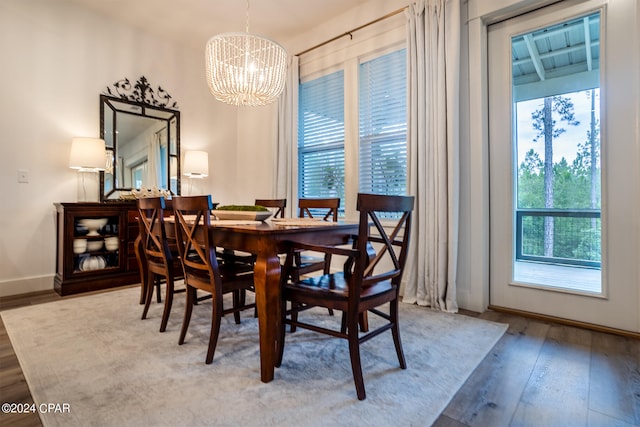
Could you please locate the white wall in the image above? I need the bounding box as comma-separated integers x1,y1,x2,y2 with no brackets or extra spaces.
0,0,237,296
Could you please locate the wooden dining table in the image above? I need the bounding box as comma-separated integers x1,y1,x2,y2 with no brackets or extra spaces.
139,217,359,383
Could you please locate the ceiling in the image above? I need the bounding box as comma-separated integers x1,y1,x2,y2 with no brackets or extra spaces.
511,13,600,86
66,0,372,51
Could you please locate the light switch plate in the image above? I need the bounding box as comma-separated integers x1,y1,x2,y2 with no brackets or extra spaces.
18,169,29,183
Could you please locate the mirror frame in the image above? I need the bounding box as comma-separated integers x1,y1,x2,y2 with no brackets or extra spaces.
99,76,180,201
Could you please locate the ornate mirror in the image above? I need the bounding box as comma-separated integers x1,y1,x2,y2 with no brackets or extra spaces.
100,76,180,201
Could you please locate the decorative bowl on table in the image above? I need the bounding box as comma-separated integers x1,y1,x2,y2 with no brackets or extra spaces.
78,218,109,236
212,205,272,221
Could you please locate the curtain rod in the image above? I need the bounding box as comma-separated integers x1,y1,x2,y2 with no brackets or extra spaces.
295,6,408,57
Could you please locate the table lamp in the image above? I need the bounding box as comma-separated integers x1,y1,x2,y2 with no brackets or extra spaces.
183,150,209,195
69,137,106,202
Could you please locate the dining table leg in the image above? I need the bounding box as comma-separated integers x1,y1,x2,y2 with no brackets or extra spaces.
253,242,282,383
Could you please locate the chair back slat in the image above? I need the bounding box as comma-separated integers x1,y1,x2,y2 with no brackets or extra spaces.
353,194,414,291
255,198,287,218
137,197,172,266
172,195,220,283
298,198,340,222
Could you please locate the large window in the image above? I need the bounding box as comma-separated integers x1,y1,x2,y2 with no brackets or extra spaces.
359,49,407,195
298,71,345,203
298,48,407,216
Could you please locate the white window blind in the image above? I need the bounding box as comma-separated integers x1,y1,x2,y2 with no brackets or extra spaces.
359,49,407,196
298,70,345,206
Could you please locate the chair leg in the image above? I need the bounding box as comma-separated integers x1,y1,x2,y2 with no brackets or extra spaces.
159,275,174,333
141,273,156,320
390,301,407,369
358,312,369,332
139,279,146,305
156,279,162,303
232,290,241,324
341,311,368,333
275,298,287,367
178,286,195,345
347,314,366,400
205,294,223,364
290,302,300,332
323,256,334,317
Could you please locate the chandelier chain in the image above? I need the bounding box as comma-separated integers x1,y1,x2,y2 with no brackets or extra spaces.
245,0,250,33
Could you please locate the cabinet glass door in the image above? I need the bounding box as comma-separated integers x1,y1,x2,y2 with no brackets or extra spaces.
72,216,120,273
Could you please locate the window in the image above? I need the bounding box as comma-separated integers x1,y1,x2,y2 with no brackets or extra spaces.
359,49,407,195
298,48,407,216
298,71,345,203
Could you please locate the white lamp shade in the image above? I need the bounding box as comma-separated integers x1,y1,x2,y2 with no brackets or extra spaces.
183,151,209,178
69,137,106,171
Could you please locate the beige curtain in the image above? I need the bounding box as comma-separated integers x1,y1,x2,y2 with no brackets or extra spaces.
403,0,460,312
145,131,162,189
275,55,299,217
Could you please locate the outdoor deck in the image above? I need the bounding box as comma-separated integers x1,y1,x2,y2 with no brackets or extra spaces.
513,260,602,294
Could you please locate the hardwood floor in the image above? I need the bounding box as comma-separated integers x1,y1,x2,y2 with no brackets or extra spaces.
1,289,638,427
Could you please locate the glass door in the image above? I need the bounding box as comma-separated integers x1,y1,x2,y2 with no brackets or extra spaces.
487,0,639,331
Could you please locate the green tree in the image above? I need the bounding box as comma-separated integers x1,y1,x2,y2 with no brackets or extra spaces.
531,96,580,256
517,149,543,208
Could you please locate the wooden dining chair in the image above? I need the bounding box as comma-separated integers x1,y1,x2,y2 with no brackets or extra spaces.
292,197,340,281
285,197,342,326
137,197,185,332
276,193,414,400
215,199,287,269
172,195,256,364
255,198,287,218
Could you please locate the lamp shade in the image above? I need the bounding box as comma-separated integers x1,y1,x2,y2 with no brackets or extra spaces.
183,151,209,178
69,137,106,171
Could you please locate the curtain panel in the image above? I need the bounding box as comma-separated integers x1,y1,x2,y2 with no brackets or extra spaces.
275,55,299,216
404,0,460,312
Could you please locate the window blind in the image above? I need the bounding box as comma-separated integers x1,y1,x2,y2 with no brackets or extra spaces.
359,49,407,196
298,70,345,206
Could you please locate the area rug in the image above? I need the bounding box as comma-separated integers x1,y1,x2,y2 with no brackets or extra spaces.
2,287,506,427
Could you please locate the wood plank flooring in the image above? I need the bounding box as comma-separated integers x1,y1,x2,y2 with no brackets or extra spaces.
1,289,638,427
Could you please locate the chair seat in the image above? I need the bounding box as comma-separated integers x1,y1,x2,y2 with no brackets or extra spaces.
185,267,254,292
286,272,396,306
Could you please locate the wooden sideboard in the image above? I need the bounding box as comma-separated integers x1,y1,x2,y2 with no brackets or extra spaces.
54,202,141,296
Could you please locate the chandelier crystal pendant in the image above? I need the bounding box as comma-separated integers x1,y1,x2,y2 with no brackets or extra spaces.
205,0,288,107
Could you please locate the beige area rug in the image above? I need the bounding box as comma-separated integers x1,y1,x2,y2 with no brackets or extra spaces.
2,287,506,427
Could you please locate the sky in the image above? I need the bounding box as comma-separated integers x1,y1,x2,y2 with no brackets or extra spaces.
516,89,600,167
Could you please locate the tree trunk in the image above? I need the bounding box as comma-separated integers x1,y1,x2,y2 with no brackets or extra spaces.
590,89,598,230
543,97,554,257
589,89,597,208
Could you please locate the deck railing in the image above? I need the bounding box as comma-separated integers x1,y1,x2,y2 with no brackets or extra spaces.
515,209,601,268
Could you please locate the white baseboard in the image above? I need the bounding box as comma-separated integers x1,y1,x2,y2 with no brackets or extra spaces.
0,275,54,298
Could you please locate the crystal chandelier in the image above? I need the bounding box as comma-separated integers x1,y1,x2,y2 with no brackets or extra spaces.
205,0,288,107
